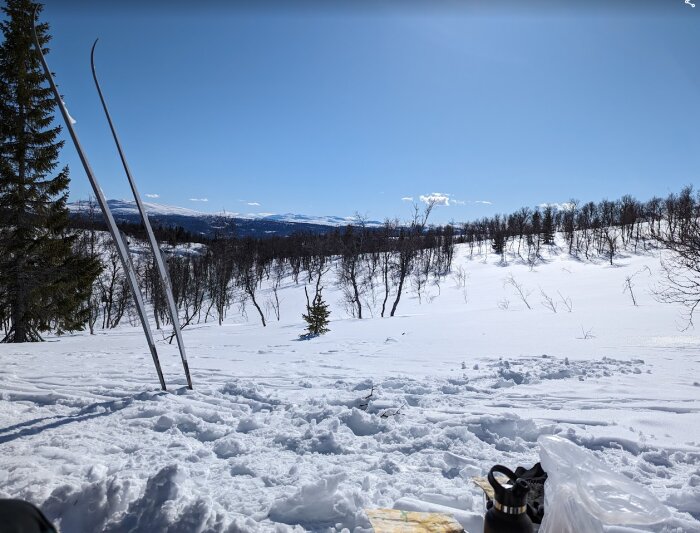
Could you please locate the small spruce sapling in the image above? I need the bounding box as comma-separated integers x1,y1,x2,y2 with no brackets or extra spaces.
302,286,330,338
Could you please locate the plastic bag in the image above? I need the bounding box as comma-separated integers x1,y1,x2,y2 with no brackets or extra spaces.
538,435,671,533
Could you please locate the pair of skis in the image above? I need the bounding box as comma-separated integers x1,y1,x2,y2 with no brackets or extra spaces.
31,11,192,391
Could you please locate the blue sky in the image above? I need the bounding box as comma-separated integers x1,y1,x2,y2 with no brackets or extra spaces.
34,0,700,224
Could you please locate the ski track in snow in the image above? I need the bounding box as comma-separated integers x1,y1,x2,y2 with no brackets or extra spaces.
1,243,700,532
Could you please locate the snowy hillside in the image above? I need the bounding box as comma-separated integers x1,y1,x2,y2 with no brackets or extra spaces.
1,239,699,531
69,199,207,219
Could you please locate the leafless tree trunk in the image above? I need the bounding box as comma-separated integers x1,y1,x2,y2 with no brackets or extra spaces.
390,202,434,317
240,264,266,327
269,259,286,321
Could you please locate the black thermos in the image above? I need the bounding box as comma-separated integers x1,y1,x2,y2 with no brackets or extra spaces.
483,465,533,533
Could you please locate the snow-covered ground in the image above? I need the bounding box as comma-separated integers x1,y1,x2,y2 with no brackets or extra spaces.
1,241,699,532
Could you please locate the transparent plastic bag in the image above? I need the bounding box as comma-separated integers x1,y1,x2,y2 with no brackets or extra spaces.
538,435,671,533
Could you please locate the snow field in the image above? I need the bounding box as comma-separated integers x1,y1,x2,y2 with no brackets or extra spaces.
1,240,699,531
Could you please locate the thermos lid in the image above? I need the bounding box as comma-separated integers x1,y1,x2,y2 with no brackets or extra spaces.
487,465,530,514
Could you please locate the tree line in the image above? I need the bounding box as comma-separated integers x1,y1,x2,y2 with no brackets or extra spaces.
52,185,699,337
67,203,457,334
3,0,700,341
456,189,695,266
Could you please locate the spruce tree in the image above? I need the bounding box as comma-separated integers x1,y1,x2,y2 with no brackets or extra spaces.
542,205,555,245
491,231,505,256
302,288,330,337
0,0,100,342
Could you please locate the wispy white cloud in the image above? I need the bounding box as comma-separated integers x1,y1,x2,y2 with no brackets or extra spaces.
406,193,479,207
247,202,261,206
145,193,160,199
189,198,209,202
420,192,451,206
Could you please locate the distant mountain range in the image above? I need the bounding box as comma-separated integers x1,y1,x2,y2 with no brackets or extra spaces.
68,199,382,238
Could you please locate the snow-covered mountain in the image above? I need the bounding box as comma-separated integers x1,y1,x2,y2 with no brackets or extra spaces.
70,199,206,219
68,199,382,237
